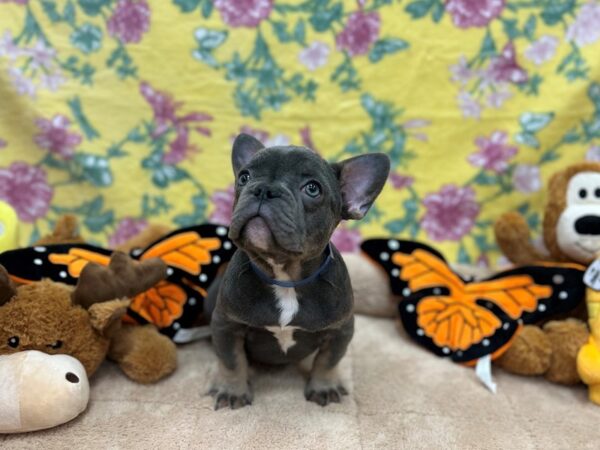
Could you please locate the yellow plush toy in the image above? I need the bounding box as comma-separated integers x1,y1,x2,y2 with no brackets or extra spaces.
0,201,18,252
577,287,600,405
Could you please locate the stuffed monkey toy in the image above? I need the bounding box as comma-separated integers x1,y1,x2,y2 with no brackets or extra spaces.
494,162,600,384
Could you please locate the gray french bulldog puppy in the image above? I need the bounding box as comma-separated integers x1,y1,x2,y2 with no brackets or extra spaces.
207,133,390,410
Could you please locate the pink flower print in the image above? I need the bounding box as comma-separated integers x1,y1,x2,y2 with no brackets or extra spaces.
486,89,512,109
299,41,330,71
389,173,414,190
0,162,53,222
300,126,319,153
0,31,20,60
450,56,473,85
8,67,36,98
586,145,600,162
109,217,148,248
235,126,270,144
0,138,6,149
35,115,82,159
25,39,56,70
265,134,290,147
107,0,150,44
331,224,362,253
40,71,66,92
210,185,235,225
512,164,541,193
486,42,528,84
421,185,480,242
163,127,198,164
214,0,273,28
446,0,505,28
0,0,28,5
566,1,600,47
140,81,178,136
336,11,380,57
457,91,481,119
524,35,559,65
468,131,517,173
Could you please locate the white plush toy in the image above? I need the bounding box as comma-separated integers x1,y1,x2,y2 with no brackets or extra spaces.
0,351,89,433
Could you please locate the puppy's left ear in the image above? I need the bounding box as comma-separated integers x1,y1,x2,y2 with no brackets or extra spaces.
232,133,265,175
333,153,390,220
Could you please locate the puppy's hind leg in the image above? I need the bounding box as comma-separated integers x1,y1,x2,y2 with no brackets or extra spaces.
305,317,354,407
209,310,253,410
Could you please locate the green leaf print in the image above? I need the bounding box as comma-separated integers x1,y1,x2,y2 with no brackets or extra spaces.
540,0,576,26
72,153,113,186
70,23,103,54
193,28,228,67
405,0,444,22
68,96,101,140
309,3,343,32
368,38,409,63
78,0,110,16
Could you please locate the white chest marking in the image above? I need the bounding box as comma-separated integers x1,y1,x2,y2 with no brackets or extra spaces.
266,260,300,353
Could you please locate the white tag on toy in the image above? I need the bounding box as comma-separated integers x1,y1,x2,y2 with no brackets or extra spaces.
584,259,600,291
475,355,497,394
172,326,212,344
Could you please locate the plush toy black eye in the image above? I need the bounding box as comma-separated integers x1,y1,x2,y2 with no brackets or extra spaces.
303,182,322,198
579,188,588,199
238,171,250,186
7,336,19,348
48,340,63,350
595,188,600,198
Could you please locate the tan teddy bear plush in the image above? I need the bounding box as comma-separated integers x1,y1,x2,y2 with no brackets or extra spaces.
493,162,600,384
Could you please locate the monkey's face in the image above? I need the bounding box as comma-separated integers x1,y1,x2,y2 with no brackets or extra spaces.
557,171,600,263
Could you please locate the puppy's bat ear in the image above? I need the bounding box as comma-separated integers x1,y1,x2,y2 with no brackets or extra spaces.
232,134,265,175
333,153,390,220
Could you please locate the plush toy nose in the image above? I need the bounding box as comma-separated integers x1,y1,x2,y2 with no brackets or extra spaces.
253,184,282,200
575,215,600,235
65,372,80,384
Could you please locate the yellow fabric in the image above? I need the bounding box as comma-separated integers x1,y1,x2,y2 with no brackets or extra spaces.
0,1,599,264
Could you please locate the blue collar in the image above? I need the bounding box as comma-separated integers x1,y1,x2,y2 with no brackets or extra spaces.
249,243,334,288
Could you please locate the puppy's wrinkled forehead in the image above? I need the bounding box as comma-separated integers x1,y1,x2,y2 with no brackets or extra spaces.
244,147,337,185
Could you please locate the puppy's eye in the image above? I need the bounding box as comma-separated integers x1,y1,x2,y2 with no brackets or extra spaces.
7,336,19,348
238,171,250,186
595,188,600,198
303,182,321,198
579,188,588,199
48,340,63,350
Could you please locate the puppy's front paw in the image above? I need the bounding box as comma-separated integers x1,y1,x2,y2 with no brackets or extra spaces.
208,382,253,410
304,378,348,407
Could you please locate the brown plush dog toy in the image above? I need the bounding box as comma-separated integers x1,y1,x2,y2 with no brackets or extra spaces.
494,162,600,384
0,251,177,384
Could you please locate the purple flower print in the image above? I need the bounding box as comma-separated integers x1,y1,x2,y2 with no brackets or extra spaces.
109,217,148,248
300,126,319,153
336,11,380,57
8,67,36,97
214,0,273,28
486,42,528,84
234,126,270,144
299,41,330,71
512,164,541,193
450,56,473,85
107,0,150,44
421,185,480,242
446,0,504,28
457,91,482,119
331,225,362,253
210,185,235,225
389,173,414,190
25,39,56,71
566,1,600,47
467,131,517,173
265,134,290,147
0,162,53,222
140,81,213,164
486,89,512,109
524,35,559,66
586,145,600,162
0,31,20,60
0,138,6,149
34,114,82,159
0,0,28,4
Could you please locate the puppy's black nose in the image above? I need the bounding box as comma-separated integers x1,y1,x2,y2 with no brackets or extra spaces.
65,372,80,384
253,185,281,200
574,215,600,235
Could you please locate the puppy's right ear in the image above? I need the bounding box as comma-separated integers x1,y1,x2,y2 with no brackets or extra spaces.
232,134,264,175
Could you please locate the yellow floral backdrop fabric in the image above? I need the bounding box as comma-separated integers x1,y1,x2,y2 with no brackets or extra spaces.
1,0,599,266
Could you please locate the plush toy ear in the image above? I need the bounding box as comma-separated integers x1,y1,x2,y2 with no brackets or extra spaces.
88,299,130,337
0,265,16,306
232,133,265,175
332,153,390,220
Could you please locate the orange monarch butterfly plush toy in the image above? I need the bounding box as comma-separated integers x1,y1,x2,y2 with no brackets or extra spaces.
360,239,586,370
0,224,236,343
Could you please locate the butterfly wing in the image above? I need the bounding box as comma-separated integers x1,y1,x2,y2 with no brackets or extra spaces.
131,224,236,336
0,244,112,284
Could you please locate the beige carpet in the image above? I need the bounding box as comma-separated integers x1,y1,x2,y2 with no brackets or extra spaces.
2,315,600,449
